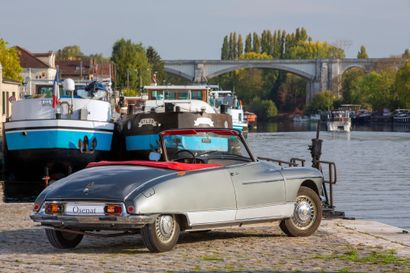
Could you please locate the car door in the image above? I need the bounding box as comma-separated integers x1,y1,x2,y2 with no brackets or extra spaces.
227,161,286,221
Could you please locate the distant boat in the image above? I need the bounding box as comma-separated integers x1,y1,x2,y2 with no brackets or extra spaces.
393,109,410,123
293,115,309,122
326,110,351,132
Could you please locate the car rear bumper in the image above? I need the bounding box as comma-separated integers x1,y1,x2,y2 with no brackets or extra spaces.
30,213,158,229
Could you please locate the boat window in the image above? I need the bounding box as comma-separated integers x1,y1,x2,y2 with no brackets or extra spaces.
191,90,202,100
36,85,54,97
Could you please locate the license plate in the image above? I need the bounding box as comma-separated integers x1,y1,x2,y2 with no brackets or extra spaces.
65,203,105,216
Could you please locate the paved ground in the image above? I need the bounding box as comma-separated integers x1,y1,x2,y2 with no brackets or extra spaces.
0,184,409,273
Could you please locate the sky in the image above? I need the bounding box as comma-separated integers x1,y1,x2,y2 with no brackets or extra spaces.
0,0,409,59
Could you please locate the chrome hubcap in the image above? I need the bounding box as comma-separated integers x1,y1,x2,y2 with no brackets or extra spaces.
292,195,316,230
155,215,175,242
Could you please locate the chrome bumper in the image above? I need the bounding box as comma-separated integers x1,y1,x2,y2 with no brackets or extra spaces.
30,213,158,228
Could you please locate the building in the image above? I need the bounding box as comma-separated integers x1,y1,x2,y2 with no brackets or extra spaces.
15,46,57,96
0,63,21,129
56,59,115,82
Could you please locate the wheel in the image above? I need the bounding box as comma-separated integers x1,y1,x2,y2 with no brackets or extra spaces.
280,186,322,237
45,229,83,249
141,215,180,252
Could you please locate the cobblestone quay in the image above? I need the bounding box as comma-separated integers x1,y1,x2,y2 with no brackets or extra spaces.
0,182,409,273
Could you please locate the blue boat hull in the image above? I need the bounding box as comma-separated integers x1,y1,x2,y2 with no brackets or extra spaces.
3,120,115,199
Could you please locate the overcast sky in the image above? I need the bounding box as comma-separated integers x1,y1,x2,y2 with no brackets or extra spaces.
1,0,409,59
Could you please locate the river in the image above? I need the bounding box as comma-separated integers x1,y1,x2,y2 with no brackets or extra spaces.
247,122,410,229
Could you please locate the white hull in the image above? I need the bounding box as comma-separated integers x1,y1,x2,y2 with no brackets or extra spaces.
327,120,351,132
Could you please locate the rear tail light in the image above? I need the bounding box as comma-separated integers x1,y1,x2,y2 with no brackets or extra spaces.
45,203,63,214
127,205,135,214
33,203,41,212
104,204,122,215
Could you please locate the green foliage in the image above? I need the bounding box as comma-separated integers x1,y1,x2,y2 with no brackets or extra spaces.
288,41,345,59
0,39,23,81
237,34,244,58
252,32,261,53
394,61,410,108
146,46,164,83
403,49,410,59
357,45,369,59
221,36,229,60
56,45,84,61
88,53,110,63
248,97,278,120
342,67,399,111
315,247,410,265
245,34,252,53
240,52,272,60
306,91,336,112
122,88,139,97
111,38,151,90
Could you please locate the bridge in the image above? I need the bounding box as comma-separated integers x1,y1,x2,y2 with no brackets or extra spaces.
163,58,402,102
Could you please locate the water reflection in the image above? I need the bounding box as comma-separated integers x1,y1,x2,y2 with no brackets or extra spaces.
252,121,410,133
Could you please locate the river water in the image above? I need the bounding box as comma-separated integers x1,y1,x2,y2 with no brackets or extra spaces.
247,122,410,229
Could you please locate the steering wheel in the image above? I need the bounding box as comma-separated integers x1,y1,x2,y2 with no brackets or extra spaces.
173,149,197,163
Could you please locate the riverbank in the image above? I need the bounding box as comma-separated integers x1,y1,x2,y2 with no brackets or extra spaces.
0,182,409,272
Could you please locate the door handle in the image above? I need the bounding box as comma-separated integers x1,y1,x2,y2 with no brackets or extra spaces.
230,172,239,176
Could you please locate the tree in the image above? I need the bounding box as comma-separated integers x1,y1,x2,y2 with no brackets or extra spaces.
306,91,336,112
221,35,229,60
228,33,234,59
395,61,410,108
288,41,345,59
146,46,164,84
248,97,278,120
237,34,244,59
111,38,151,91
402,49,410,59
232,32,238,59
245,33,252,53
252,32,260,53
56,45,84,61
88,53,110,63
0,39,23,81
357,45,368,59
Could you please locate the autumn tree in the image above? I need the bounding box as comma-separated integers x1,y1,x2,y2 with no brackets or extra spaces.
0,39,22,81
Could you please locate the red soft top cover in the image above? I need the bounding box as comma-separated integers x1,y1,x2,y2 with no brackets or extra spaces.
87,160,223,171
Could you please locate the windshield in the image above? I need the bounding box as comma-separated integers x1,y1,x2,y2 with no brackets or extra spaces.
162,131,252,164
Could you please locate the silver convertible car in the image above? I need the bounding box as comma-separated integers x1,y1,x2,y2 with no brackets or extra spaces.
31,128,327,252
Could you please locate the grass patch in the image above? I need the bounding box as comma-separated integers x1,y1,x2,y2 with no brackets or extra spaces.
200,255,224,262
314,247,410,265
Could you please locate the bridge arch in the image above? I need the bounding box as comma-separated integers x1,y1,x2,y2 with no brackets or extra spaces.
163,67,193,81
206,63,315,81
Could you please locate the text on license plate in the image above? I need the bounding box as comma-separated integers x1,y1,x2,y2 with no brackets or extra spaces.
65,203,105,215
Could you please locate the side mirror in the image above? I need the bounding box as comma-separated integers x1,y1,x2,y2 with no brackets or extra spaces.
149,151,161,161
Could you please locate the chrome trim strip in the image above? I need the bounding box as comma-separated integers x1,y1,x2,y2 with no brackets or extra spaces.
242,178,283,185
